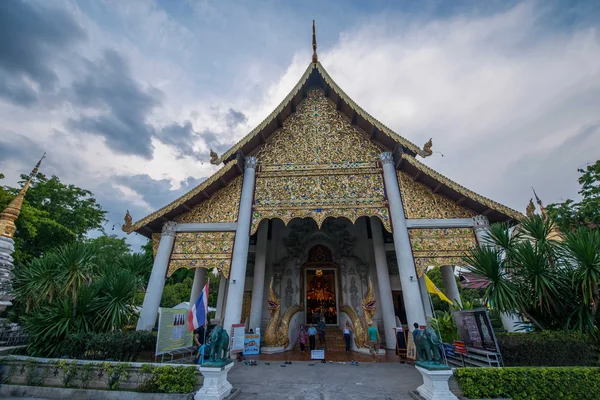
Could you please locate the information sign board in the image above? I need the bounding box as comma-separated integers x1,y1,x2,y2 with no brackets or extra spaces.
311,349,325,360
454,309,500,353
230,324,246,354
406,329,417,360
156,307,193,356
243,334,261,355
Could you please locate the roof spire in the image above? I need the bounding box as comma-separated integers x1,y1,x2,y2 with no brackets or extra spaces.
0,153,45,239
532,187,547,219
312,20,318,64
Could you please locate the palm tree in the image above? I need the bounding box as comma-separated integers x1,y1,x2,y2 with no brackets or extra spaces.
93,267,141,331
52,242,98,316
13,255,61,311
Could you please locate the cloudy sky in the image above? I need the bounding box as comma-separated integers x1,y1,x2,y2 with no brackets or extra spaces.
1,0,599,250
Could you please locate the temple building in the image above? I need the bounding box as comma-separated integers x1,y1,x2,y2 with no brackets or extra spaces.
125,23,522,352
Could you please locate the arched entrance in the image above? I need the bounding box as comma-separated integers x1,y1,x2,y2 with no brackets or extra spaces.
302,245,341,326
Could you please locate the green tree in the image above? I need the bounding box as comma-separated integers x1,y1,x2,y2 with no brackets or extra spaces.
87,235,131,269
0,173,106,265
547,160,600,231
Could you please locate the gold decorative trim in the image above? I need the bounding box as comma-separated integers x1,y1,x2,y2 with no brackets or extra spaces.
397,170,476,219
127,160,239,233
175,176,242,224
167,232,235,278
401,154,524,221
409,228,477,277
151,233,161,258
216,62,427,164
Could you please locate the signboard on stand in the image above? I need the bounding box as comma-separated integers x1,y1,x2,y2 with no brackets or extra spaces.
243,333,261,355
311,349,325,360
230,324,246,354
454,309,500,353
156,307,193,356
406,329,417,360
453,340,467,355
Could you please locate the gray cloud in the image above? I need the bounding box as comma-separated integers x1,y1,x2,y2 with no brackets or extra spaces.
115,173,205,211
156,121,201,159
225,108,248,129
67,50,163,159
0,0,85,105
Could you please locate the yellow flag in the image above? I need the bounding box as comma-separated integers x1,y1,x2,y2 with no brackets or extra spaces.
425,274,453,305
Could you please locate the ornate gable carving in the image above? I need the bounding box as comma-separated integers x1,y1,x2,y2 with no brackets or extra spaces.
254,89,383,164
175,176,242,223
397,171,476,219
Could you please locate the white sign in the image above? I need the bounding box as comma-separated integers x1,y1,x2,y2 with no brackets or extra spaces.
311,349,325,360
230,324,246,354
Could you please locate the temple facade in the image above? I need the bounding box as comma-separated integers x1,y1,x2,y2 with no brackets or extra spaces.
125,27,522,351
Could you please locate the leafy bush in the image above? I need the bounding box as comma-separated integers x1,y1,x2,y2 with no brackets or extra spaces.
59,331,156,361
137,365,198,393
455,367,600,400
497,331,597,366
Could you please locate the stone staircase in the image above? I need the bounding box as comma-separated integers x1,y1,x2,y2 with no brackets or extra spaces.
322,326,346,352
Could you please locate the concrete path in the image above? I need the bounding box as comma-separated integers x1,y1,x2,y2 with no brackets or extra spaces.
228,360,421,400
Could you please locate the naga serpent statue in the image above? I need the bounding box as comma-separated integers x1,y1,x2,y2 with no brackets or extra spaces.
341,278,377,348
264,278,303,348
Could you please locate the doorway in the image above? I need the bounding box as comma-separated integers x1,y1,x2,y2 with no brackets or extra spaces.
302,244,340,326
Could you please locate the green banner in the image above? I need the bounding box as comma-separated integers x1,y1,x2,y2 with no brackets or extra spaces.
156,307,194,356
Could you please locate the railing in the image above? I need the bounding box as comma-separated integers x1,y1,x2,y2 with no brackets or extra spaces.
0,322,28,348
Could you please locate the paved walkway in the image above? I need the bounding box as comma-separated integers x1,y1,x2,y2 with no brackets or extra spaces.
229,360,421,400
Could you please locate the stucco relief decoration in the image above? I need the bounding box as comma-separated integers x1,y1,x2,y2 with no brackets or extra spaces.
175,176,242,224
167,232,235,278
249,88,391,233
397,171,477,219
408,228,477,277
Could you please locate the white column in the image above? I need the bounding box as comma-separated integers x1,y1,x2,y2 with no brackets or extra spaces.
370,217,400,349
473,215,490,245
189,267,207,307
379,152,426,330
213,275,227,324
249,220,268,331
136,221,177,331
222,156,257,336
418,276,434,319
440,265,461,306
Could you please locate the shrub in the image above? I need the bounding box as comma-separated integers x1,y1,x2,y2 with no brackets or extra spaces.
59,331,156,361
455,367,600,400
137,365,198,393
497,331,597,366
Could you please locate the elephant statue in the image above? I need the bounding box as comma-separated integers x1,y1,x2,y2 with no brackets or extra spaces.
208,325,230,362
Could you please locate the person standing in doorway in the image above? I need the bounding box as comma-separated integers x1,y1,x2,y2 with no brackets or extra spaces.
367,322,380,362
308,323,317,351
343,321,353,352
298,324,308,352
412,322,422,342
317,317,326,346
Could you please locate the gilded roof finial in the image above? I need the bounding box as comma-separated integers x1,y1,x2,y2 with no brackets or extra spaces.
526,198,535,217
532,187,546,219
0,153,45,239
312,20,318,64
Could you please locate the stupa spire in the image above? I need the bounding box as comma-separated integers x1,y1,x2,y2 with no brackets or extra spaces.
312,20,318,64
0,153,45,238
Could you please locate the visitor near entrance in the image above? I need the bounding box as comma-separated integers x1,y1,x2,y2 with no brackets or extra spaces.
317,317,326,346
343,321,354,352
308,323,317,351
298,324,308,352
412,322,422,342
367,323,380,362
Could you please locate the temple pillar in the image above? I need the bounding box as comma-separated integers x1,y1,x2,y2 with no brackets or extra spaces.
379,152,426,329
222,156,257,336
440,265,461,306
418,276,434,319
189,267,207,307
370,217,399,349
473,215,490,245
213,275,227,324
137,221,177,331
249,220,268,331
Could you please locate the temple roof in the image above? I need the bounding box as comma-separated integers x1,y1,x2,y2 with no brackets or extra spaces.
125,60,523,238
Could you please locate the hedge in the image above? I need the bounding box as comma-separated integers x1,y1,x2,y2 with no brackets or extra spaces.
497,331,597,366
58,331,156,361
455,367,600,400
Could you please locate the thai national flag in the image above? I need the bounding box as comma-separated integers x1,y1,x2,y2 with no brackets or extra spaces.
188,282,209,331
